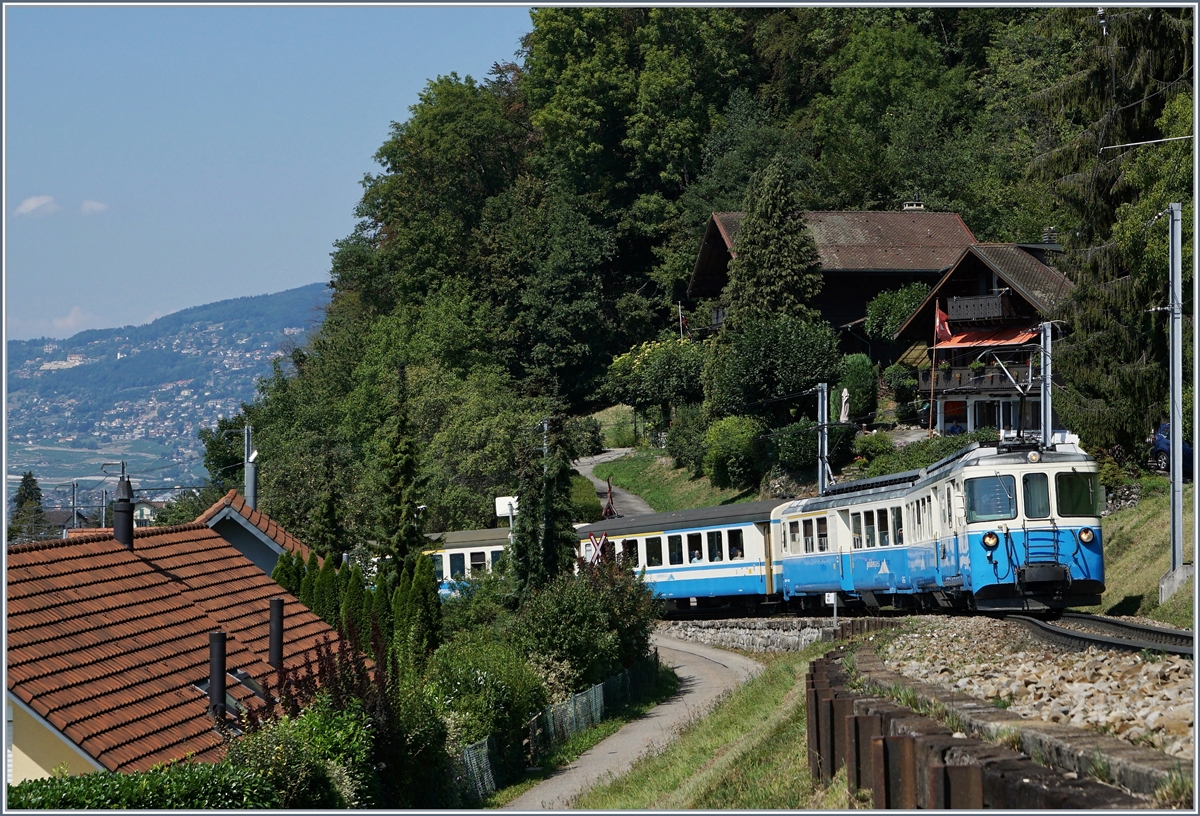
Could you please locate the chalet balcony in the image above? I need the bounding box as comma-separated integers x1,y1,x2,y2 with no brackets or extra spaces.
918,365,1039,395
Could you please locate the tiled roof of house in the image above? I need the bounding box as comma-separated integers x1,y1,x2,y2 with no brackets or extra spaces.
7,523,346,774
706,210,976,271
197,490,317,564
970,243,1074,313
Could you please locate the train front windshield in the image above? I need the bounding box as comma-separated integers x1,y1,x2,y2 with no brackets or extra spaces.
965,475,1016,523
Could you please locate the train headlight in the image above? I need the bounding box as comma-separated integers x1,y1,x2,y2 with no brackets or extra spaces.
1079,527,1095,544
1027,450,1041,463
982,531,1000,548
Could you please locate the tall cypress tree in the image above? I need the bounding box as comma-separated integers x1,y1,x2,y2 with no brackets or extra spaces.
723,154,822,328
310,481,346,558
377,364,428,569
408,555,442,667
298,552,319,608
510,418,579,600
9,472,45,543
270,551,297,594
313,555,341,626
340,564,370,649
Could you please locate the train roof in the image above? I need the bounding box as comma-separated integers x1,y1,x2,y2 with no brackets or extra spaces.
425,527,511,550
575,498,783,537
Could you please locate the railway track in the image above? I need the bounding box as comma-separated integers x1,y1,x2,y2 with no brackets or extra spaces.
1007,612,1193,657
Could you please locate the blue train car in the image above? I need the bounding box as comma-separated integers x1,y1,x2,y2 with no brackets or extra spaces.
773,440,1105,612
575,499,782,611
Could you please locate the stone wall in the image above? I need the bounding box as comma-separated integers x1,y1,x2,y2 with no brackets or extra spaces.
658,618,831,653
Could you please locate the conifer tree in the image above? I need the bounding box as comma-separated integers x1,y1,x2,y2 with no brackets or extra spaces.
390,566,415,660
8,472,45,542
371,569,397,649
723,155,822,328
408,555,441,667
377,365,428,569
313,554,340,626
510,418,579,600
298,552,319,608
340,564,370,650
270,551,296,594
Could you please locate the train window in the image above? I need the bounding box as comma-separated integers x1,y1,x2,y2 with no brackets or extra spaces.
1023,473,1050,519
470,552,487,575
1057,471,1101,517
601,538,616,561
688,533,704,563
668,535,683,565
892,507,904,545
621,538,639,565
864,512,876,547
450,553,466,579
788,520,800,553
707,531,724,562
490,549,504,571
851,513,863,549
817,517,828,551
877,509,889,546
802,519,814,553
646,537,664,567
429,553,444,581
728,529,744,560
965,475,1017,523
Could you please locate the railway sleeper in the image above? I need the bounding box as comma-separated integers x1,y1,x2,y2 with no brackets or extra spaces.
807,652,1151,808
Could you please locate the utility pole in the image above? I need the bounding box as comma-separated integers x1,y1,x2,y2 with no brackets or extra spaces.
1040,322,1053,448
72,481,78,529
1160,203,1192,602
817,383,829,496
678,303,684,339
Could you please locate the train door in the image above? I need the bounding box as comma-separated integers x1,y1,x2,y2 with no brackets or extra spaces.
836,509,854,591
938,482,962,578
755,522,773,595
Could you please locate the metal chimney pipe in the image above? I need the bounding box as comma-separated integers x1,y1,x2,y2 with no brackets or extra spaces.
245,450,258,511
113,473,134,549
209,631,227,720
268,598,284,671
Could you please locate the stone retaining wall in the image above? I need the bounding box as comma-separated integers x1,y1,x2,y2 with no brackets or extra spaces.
658,618,831,653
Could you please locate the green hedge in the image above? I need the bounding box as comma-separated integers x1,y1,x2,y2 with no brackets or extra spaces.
703,415,767,489
7,761,280,809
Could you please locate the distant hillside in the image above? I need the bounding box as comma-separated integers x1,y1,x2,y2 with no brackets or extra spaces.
6,282,330,488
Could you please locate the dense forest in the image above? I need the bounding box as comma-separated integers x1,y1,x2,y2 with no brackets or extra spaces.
205,8,1192,548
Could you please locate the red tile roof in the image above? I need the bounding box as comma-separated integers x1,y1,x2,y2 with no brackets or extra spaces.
197,490,318,564
7,523,347,773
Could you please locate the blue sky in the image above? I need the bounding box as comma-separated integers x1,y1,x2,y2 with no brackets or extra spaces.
4,4,533,340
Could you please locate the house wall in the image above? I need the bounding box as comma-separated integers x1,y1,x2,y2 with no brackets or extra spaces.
213,517,282,575
10,703,98,783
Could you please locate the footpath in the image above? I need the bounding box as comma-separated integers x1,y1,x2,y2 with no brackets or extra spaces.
502,634,762,810
573,448,655,518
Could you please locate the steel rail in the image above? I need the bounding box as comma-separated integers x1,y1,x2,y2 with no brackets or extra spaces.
1008,614,1193,658
1058,613,1194,650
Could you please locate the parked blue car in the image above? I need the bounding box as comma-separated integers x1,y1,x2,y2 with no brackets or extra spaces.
1149,422,1193,479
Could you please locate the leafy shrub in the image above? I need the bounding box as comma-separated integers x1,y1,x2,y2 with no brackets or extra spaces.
703,415,767,488
665,403,707,476
852,431,896,462
6,761,279,809
226,693,375,808
882,363,920,420
570,473,603,523
771,418,817,471
427,629,547,782
838,353,878,425
439,570,514,641
576,558,660,670
605,338,707,413
563,416,604,458
864,427,999,477
512,573,619,691
864,282,931,339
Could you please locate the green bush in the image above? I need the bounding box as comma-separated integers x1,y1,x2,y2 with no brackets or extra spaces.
666,403,707,476
864,282,931,339
852,431,896,462
703,415,767,489
7,761,280,809
771,418,817,471
512,573,620,691
570,473,604,523
427,629,547,782
882,363,920,420
839,354,878,425
864,427,999,478
564,416,604,458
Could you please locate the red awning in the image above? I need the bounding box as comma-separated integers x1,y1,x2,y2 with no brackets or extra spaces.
934,327,1039,349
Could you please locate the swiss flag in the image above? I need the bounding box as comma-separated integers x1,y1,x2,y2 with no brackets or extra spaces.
934,301,952,344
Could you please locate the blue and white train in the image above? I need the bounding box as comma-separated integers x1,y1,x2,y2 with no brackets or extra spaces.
575,439,1105,613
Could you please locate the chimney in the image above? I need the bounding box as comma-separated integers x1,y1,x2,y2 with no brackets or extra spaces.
245,450,258,511
1041,226,1059,244
113,474,134,549
209,631,227,719
902,200,925,211
268,598,284,671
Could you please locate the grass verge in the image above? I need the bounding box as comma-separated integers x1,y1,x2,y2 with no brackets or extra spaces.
571,641,867,810
482,663,679,808
592,451,758,512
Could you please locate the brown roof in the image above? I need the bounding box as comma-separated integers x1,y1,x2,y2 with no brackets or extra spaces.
705,210,976,271
197,490,317,564
969,244,1073,313
7,523,346,773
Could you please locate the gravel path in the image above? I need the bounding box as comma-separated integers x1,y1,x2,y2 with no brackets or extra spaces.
502,633,762,810
573,448,655,518
878,616,1194,761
